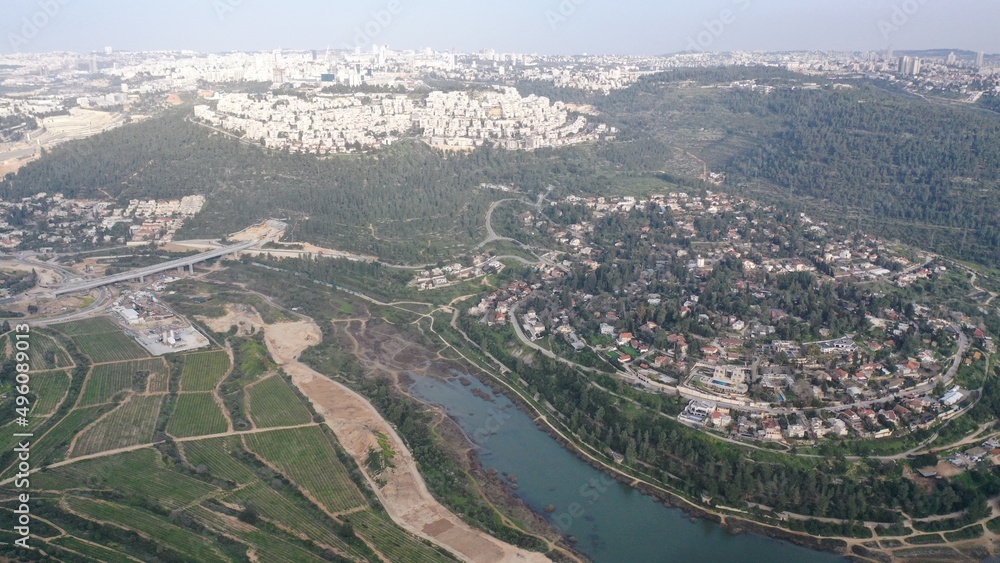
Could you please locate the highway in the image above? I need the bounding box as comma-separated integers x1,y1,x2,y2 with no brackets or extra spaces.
50,240,256,296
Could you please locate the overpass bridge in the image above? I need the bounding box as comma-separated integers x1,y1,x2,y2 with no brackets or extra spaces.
51,240,257,296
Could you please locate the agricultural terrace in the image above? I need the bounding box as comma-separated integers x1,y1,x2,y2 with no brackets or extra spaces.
1,405,110,479
51,316,121,336
14,431,451,562
53,316,148,363
179,350,230,391
179,436,258,484
70,395,164,457
78,358,167,406
0,317,455,562
167,393,228,437
0,330,71,370
222,482,372,560
70,331,149,363
243,426,367,514
33,449,220,509
28,370,71,416
246,374,314,428
350,509,456,563
183,504,330,563
50,536,138,563
64,496,230,562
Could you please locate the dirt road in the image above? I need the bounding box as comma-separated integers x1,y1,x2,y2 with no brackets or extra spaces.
263,319,549,563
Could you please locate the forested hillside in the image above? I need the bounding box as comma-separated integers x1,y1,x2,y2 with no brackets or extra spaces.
590,69,1000,266
3,72,998,266
0,111,639,263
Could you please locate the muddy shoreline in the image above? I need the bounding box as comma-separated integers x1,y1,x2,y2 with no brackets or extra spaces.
397,372,587,562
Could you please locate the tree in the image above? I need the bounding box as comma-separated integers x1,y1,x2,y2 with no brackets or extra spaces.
238,505,259,525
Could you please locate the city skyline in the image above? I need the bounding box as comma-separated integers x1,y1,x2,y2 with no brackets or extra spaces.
4,0,1000,56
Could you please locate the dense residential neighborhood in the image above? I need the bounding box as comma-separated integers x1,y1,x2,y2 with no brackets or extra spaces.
466,189,996,450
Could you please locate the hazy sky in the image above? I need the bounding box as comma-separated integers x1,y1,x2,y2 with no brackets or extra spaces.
4,0,998,55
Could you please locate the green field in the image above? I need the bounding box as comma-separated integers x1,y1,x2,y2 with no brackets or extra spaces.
179,350,230,391
34,449,220,509
52,316,121,336
244,427,366,514
0,312,460,562
184,504,329,563
30,370,72,416
246,375,313,428
167,393,228,437
179,436,257,485
70,395,164,457
64,496,229,562
223,482,371,560
146,368,170,393
49,536,139,563
1,405,111,477
352,509,453,563
78,359,167,406
71,331,149,363
0,331,72,370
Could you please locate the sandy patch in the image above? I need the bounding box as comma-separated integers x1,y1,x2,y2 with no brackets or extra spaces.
933,461,965,478
197,305,263,336
264,319,549,563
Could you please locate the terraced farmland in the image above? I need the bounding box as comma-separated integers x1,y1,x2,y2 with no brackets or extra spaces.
0,416,47,455
179,350,230,391
2,405,111,478
246,375,314,428
184,505,329,563
352,509,454,563
70,395,164,457
71,331,149,363
222,482,371,560
49,536,139,563
244,426,367,514
64,496,229,562
78,359,167,406
167,393,228,437
0,331,72,370
34,449,219,509
52,316,120,336
30,370,71,415
146,369,170,393
180,436,257,485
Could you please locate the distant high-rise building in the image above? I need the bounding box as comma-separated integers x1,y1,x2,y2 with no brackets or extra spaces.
886,46,894,62
976,51,985,68
311,49,318,61
898,56,921,76
898,55,922,76
89,54,97,73
104,46,112,55
946,52,957,66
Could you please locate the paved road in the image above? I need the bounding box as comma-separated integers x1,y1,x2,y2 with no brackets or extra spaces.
476,198,524,250
50,240,256,296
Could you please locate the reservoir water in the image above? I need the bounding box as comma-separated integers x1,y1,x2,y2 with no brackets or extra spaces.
408,373,845,563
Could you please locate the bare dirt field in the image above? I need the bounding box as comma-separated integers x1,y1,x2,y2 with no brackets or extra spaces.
263,318,550,563
197,305,262,337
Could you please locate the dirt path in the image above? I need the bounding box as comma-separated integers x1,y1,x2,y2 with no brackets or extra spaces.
0,423,324,487
263,319,549,563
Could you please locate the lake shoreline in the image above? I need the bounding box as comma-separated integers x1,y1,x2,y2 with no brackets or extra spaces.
455,369,854,560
